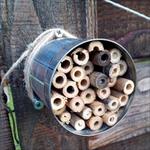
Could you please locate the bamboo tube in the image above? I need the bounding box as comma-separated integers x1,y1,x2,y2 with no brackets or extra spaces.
89,101,106,116
77,76,90,91
108,77,117,87
110,48,121,63
70,66,86,82
78,106,92,120
103,96,120,111
80,88,96,104
88,41,104,52
59,111,71,124
51,91,67,110
111,90,129,107
90,72,108,89
102,112,118,126
96,87,111,100
52,71,67,89
53,106,66,115
57,56,73,73
82,61,94,75
86,116,103,130
62,80,79,98
92,50,111,66
67,96,84,112
113,78,135,95
103,63,120,78
70,114,85,131
118,60,127,76
72,48,89,65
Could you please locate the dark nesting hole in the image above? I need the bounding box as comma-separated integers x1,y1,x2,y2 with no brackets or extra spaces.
85,65,90,71
56,76,64,84
112,102,117,106
67,86,74,93
121,96,127,102
99,78,106,85
76,52,86,61
93,46,99,51
110,117,114,122
126,84,132,90
98,108,102,112
81,79,87,86
54,98,61,106
101,53,109,62
75,102,80,106
86,93,91,99
61,60,70,69
101,89,106,95
74,71,81,77
94,121,99,126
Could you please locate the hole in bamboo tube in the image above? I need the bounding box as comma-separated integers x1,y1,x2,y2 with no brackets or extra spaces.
94,121,99,126
121,96,127,102
76,52,86,61
126,84,132,90
110,117,114,122
54,98,62,106
112,52,118,59
112,102,117,106
85,65,90,71
75,102,80,106
101,89,106,95
98,108,102,112
93,46,99,51
101,54,109,62
61,60,70,69
120,64,124,71
78,122,82,127
56,76,64,84
86,93,91,99
81,79,87,86
67,86,74,93
113,68,117,74
99,78,105,84
74,71,81,77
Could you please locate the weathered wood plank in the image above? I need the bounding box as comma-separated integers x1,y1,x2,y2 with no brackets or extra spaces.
88,61,150,149
96,133,150,150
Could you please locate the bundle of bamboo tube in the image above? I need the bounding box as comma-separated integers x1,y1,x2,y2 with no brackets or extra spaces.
51,41,135,131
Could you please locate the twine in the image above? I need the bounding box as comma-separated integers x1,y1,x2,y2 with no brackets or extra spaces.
1,28,77,101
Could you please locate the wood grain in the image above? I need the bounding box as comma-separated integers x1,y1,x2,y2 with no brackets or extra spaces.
88,61,150,149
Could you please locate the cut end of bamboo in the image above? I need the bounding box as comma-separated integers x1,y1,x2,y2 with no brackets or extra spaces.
103,112,118,126
72,48,89,65
96,87,111,99
88,41,104,52
78,106,92,120
51,91,66,110
62,80,79,98
82,61,94,75
70,114,85,131
59,111,71,124
77,76,90,91
52,71,67,89
108,77,117,87
92,50,111,66
90,72,108,89
80,88,96,104
113,78,135,95
111,90,129,107
89,101,106,116
70,66,85,82
110,48,121,63
58,56,73,73
86,116,103,130
67,96,84,112
118,60,127,76
104,96,120,111
109,64,120,78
